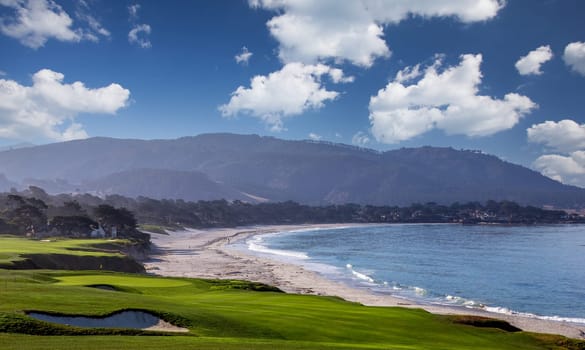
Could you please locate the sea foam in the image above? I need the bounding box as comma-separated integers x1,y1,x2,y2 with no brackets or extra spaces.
482,306,585,325
247,235,309,259
345,264,375,283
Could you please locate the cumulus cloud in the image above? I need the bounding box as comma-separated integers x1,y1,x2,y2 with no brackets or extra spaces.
533,152,585,187
368,54,536,144
249,0,504,67
527,119,585,153
219,63,352,131
0,0,108,48
515,45,553,75
352,131,370,146
308,132,322,141
128,3,151,48
0,69,130,141
235,46,253,65
563,41,585,76
528,119,585,187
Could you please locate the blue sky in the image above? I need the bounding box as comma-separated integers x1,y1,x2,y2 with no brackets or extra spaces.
1,0,585,186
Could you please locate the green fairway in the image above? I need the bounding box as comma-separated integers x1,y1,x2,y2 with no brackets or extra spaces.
0,269,581,350
0,236,123,265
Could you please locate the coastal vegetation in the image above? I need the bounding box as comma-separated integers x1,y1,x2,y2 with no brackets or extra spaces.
0,187,581,241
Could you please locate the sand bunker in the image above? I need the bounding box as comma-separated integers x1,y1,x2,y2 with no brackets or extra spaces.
27,310,188,333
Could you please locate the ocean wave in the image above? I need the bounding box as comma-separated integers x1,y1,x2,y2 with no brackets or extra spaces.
482,306,585,325
247,236,309,259
287,226,355,233
345,264,376,283
444,295,480,307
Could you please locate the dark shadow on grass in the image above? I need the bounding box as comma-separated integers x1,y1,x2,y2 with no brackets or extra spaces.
446,315,521,332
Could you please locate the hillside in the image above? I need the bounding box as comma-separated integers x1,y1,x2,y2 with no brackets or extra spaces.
83,168,254,202
0,133,582,207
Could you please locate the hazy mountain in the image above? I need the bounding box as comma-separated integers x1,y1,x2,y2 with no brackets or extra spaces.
0,133,582,207
0,142,35,152
83,168,254,202
0,173,17,192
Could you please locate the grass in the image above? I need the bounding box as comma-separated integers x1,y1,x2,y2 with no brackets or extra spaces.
0,236,124,265
0,236,583,349
1,269,582,349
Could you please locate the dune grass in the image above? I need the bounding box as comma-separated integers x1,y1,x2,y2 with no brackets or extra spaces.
0,269,580,350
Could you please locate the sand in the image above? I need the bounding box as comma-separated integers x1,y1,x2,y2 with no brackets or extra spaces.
144,224,585,340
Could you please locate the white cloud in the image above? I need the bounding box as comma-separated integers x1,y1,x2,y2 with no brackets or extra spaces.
235,46,253,65
328,67,355,83
369,54,536,144
563,41,585,76
0,0,108,48
0,0,82,48
128,4,140,20
395,63,422,83
61,122,88,141
219,63,351,131
527,119,585,187
308,132,321,141
533,152,585,187
75,0,110,42
0,68,130,141
0,70,6,76
352,131,370,146
527,119,585,153
515,45,553,75
250,0,504,67
127,3,151,48
128,23,151,48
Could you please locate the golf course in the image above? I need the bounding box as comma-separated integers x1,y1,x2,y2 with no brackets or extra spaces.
0,236,583,350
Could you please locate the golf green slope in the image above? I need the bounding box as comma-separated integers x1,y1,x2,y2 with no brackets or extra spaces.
0,236,144,272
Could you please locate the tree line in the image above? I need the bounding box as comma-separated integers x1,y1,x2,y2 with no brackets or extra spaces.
0,186,581,241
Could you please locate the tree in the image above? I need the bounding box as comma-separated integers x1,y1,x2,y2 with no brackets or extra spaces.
51,200,87,217
9,204,47,235
94,204,137,231
49,216,98,237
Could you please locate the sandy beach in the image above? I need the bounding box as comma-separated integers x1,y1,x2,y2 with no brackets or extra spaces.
144,224,585,340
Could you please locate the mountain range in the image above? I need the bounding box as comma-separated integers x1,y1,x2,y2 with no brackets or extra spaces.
0,133,582,208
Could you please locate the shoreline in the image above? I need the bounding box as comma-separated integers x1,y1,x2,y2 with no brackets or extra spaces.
144,224,585,340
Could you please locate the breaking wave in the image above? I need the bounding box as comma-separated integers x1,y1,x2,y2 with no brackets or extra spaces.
247,234,309,259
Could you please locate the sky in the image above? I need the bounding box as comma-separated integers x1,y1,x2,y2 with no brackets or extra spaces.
1,0,585,187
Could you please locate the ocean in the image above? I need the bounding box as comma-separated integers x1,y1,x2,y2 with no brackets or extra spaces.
242,224,585,324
